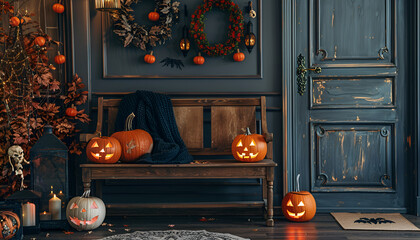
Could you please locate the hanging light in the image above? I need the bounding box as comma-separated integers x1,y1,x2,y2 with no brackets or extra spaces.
95,0,121,11
179,25,190,57
244,21,256,53
179,5,190,57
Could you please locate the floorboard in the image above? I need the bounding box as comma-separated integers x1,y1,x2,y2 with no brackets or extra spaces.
23,214,420,240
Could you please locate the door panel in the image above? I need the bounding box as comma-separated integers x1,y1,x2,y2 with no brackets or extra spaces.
311,0,394,65
294,0,405,211
311,124,393,192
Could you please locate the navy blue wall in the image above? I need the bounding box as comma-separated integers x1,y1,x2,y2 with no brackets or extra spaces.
70,0,283,207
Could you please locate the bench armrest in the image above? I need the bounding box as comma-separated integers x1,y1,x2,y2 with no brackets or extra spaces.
263,132,274,143
79,131,101,142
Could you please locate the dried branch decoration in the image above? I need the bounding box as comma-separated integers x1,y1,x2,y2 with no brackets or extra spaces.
111,0,180,51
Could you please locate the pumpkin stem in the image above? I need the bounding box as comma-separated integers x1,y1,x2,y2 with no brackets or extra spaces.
245,127,251,135
198,52,201,56
296,174,301,192
125,112,135,131
81,190,91,198
150,51,154,55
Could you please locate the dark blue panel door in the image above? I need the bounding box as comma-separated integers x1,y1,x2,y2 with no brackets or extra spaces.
293,0,407,211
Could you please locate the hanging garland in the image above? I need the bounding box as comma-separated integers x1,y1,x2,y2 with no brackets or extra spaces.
111,0,180,51
190,0,244,56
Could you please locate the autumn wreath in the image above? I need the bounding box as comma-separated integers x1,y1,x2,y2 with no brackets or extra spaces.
190,0,244,56
111,0,180,51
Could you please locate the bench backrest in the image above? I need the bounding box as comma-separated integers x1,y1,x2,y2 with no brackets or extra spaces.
94,96,270,156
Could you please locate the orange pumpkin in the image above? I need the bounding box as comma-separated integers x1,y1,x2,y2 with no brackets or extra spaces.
55,52,66,64
281,174,316,222
86,136,121,163
65,105,77,117
233,49,245,62
148,11,160,21
0,211,20,240
193,52,205,65
144,51,156,64
9,17,21,27
231,127,267,162
111,113,153,162
53,3,65,13
34,36,46,46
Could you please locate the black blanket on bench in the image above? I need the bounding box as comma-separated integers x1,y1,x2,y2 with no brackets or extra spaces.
115,90,193,164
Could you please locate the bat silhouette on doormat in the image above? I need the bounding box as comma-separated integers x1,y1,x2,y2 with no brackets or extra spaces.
354,217,395,224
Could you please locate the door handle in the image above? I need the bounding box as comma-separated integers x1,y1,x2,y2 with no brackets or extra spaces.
296,54,321,95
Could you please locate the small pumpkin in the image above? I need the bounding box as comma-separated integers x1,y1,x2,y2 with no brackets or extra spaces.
9,17,21,27
53,3,65,14
148,11,160,21
55,52,66,64
66,190,106,231
193,52,205,65
281,174,316,222
231,127,267,162
65,105,77,117
144,51,156,64
86,135,122,164
0,211,20,240
111,113,153,163
34,36,46,46
233,49,245,62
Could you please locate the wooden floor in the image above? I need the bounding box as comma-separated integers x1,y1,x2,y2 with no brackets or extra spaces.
24,214,420,240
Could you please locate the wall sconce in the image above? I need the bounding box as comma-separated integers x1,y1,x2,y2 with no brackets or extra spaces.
95,0,121,11
179,25,190,57
244,21,256,53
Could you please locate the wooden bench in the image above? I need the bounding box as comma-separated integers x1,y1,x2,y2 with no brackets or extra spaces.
80,96,276,226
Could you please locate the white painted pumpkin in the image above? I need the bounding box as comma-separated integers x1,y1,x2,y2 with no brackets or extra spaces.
66,190,106,231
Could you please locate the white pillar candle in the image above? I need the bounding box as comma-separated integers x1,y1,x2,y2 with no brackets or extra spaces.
22,202,36,226
39,211,51,221
49,194,61,220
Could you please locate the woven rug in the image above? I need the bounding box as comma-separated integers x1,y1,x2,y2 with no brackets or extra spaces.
331,212,420,231
99,230,250,240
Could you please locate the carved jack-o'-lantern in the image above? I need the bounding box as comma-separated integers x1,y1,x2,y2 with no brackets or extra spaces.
66,190,106,231
86,136,121,164
231,127,267,162
281,174,316,222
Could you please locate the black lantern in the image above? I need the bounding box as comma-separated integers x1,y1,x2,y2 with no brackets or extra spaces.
30,125,68,229
179,4,190,57
6,190,41,234
244,21,256,53
179,25,190,57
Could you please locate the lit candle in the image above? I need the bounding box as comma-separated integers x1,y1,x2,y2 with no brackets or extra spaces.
57,190,66,209
49,194,61,220
39,211,51,221
48,186,54,199
22,202,36,226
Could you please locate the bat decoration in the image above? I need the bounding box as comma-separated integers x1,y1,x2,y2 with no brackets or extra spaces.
160,57,184,70
354,217,395,224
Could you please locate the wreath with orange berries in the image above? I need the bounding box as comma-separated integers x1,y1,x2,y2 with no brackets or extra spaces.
190,0,244,56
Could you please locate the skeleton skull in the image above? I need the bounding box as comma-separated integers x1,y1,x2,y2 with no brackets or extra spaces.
8,145,25,165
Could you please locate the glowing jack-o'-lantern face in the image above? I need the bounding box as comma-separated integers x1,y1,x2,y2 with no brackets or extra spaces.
66,191,106,231
86,136,121,164
231,128,267,162
281,191,316,222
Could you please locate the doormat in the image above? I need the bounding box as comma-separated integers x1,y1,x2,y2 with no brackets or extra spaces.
99,230,250,240
331,212,420,231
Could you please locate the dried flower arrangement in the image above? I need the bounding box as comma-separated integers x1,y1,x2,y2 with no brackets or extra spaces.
0,0,90,198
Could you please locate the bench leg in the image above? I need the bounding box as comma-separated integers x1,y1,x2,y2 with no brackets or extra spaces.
266,180,274,227
82,168,92,193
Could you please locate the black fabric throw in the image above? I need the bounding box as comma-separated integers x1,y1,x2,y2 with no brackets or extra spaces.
114,90,193,164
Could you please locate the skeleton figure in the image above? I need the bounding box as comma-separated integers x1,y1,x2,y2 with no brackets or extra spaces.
8,145,29,190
